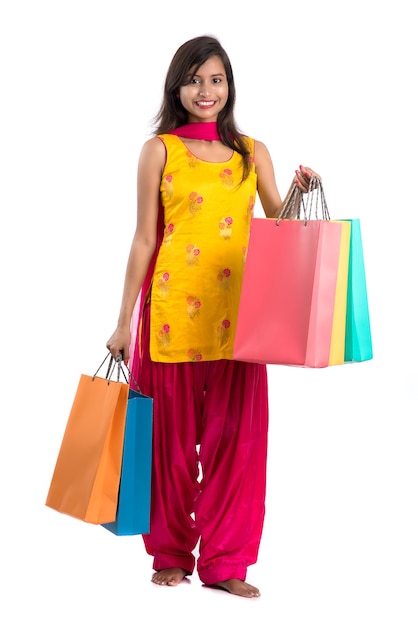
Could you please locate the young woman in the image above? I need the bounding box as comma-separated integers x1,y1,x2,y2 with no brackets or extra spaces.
106,35,319,598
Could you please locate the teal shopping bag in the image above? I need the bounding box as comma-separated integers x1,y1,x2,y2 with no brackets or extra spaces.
102,388,153,536
344,219,373,362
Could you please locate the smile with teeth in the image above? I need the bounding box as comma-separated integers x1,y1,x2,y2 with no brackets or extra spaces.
195,100,216,108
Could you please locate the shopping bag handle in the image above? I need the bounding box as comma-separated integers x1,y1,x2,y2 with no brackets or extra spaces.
92,352,142,392
276,176,330,225
276,184,303,223
302,176,330,221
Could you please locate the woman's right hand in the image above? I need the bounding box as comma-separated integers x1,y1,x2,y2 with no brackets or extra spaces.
106,325,131,363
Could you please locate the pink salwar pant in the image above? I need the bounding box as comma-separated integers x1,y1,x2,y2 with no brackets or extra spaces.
136,304,269,585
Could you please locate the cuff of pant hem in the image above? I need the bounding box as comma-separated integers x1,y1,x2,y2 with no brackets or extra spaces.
153,556,195,576
197,564,247,586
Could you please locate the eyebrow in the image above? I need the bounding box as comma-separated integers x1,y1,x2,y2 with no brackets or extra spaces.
186,72,225,79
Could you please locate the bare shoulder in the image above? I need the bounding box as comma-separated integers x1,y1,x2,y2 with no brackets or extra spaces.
254,139,272,160
138,136,167,176
139,136,166,161
254,139,275,176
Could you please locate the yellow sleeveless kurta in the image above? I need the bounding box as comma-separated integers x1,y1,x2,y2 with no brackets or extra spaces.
150,134,257,363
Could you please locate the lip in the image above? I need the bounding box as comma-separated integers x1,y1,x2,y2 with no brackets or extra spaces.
194,100,216,108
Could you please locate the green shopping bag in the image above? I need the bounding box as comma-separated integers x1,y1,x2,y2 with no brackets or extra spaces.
344,219,373,362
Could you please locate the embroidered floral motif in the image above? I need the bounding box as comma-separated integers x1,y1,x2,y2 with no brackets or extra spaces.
164,223,174,244
186,150,198,168
186,295,201,319
216,319,231,345
163,174,173,197
185,243,200,266
188,191,203,216
157,324,170,348
219,216,233,239
217,268,231,289
247,195,255,220
157,272,170,296
186,348,203,361
219,168,234,188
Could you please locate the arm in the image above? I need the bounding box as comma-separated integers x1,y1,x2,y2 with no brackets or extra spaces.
106,137,166,361
254,140,319,219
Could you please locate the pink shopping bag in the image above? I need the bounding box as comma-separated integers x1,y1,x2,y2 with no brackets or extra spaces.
233,216,346,367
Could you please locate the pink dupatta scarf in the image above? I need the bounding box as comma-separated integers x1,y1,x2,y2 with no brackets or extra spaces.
128,122,221,382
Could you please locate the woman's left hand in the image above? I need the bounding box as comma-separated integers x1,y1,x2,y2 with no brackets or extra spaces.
294,165,321,193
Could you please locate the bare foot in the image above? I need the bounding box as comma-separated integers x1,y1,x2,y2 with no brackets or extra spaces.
207,578,260,598
151,568,188,587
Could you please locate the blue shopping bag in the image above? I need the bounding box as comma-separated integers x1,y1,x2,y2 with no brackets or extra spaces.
102,387,153,536
344,219,373,362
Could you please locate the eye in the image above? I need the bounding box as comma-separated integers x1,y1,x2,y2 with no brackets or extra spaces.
189,77,200,84
212,77,222,84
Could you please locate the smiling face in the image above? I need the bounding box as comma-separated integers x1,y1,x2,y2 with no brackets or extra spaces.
179,55,229,124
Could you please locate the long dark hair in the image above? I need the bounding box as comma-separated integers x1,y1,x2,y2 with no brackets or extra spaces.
153,35,251,180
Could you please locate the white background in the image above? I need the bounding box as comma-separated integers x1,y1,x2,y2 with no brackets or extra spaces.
1,1,417,624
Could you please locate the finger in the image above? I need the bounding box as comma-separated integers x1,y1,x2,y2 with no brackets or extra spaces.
114,349,130,364
106,342,114,356
106,344,125,361
120,346,130,363
295,170,309,193
300,165,321,181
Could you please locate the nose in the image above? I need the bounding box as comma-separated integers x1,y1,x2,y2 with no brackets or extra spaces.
199,81,210,96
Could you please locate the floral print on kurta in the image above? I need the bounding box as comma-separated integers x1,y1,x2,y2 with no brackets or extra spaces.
150,133,257,363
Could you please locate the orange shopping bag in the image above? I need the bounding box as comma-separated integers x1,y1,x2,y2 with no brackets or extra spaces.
45,354,129,524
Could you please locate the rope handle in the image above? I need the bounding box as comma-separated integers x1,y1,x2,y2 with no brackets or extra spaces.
276,184,305,224
92,351,142,392
301,176,330,220
276,176,329,225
